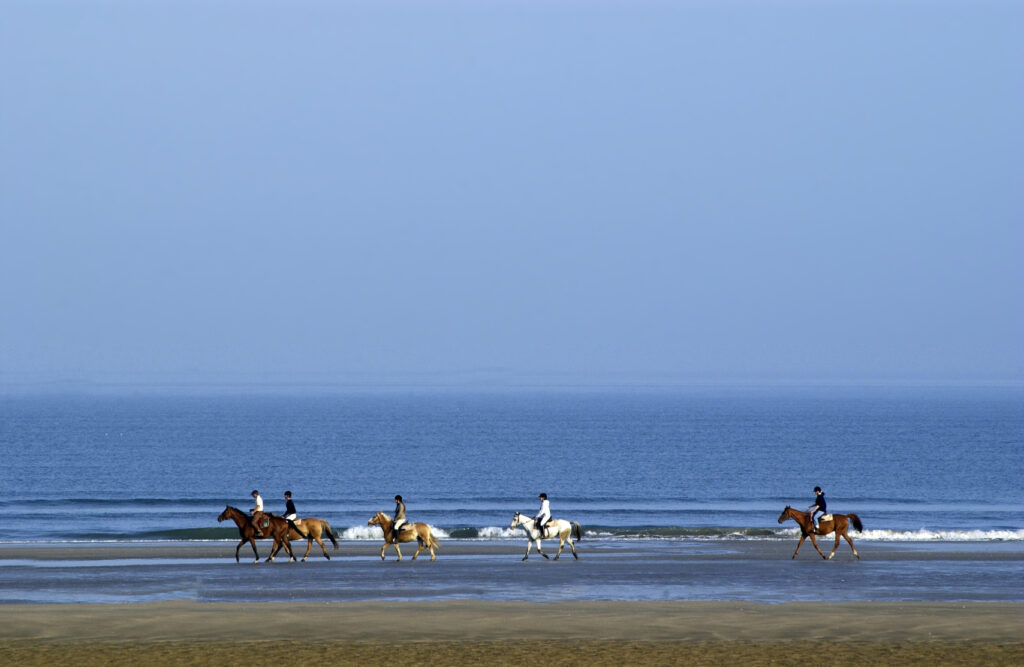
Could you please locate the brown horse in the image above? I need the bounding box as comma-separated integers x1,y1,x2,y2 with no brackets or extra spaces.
217,505,298,564
283,517,339,562
367,511,441,561
777,505,863,560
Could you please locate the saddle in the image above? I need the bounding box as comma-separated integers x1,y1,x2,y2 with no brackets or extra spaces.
819,514,833,522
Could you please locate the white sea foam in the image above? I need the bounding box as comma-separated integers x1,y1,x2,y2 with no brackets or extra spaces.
855,528,1024,541
476,526,520,539
339,525,450,540
776,527,1024,541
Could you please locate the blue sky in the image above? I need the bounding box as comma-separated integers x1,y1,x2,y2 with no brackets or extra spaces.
1,1,1022,389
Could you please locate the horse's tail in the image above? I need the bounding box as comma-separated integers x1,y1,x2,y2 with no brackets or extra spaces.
429,527,441,551
572,521,583,542
848,513,864,532
321,520,339,548
288,519,308,539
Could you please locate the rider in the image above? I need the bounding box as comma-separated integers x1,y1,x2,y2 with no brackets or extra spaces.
534,493,551,537
806,486,827,532
392,494,407,543
249,489,265,537
283,490,297,521
282,490,305,536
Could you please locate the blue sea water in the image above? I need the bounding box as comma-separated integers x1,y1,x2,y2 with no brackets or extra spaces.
1,386,1021,543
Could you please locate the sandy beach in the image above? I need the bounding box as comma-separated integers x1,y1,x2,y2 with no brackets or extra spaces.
2,542,1022,664
1,600,1021,665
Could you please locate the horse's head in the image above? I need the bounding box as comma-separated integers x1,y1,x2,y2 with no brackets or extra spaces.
217,505,232,523
509,512,523,529
777,506,792,524
368,512,386,527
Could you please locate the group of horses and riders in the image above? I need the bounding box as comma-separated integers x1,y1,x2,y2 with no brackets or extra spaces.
219,487,862,564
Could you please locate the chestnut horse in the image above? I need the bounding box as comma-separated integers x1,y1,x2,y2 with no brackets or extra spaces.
509,512,582,561
777,505,863,560
217,505,298,564
276,517,339,562
367,511,441,561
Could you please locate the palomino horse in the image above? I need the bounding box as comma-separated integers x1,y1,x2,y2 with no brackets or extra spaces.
284,517,339,561
509,512,582,561
367,511,441,561
777,505,863,560
217,505,298,564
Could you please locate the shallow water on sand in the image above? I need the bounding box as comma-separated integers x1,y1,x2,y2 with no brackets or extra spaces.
0,540,1021,604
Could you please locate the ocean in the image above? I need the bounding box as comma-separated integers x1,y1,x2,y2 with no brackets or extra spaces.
2,386,1021,544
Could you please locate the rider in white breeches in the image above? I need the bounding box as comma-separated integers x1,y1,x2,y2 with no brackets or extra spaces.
534,493,551,537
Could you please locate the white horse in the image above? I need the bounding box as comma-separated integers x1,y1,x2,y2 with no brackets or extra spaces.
509,512,582,561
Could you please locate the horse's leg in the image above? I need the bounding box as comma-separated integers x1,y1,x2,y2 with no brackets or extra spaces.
537,538,550,560
315,535,329,560
841,530,860,560
394,541,403,562
554,535,564,560
302,537,313,562
827,531,841,560
522,539,533,561
792,534,806,559
568,537,579,560
284,538,296,563
234,538,245,563
380,543,388,561
808,533,827,560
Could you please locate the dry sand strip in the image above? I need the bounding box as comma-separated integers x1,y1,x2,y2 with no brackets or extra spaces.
1,601,1021,643
1,602,1022,666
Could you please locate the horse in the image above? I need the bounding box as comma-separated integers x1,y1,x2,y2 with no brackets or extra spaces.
217,505,298,564
284,517,339,562
367,511,441,561
777,505,863,560
509,512,582,561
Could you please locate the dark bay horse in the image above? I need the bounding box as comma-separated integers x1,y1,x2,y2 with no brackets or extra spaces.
367,511,441,561
217,505,298,564
777,505,863,560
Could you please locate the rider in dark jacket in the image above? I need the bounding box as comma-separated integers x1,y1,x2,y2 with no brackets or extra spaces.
806,486,826,531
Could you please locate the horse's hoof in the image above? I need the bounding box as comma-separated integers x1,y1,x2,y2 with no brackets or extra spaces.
542,553,550,560
553,556,559,561
522,556,528,561
325,555,330,560
573,553,579,560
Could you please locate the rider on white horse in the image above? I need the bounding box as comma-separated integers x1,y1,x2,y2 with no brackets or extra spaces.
534,493,551,537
